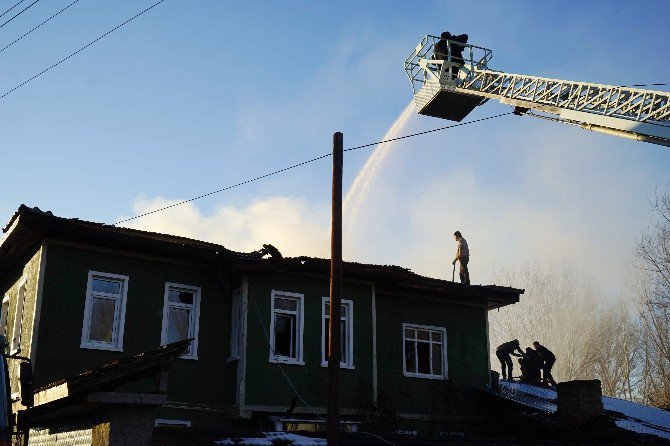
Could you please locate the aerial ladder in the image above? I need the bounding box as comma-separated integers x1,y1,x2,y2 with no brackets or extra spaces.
404,35,670,147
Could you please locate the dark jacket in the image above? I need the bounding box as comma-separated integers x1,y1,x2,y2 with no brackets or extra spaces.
536,345,556,363
496,340,521,355
448,33,468,63
434,38,449,61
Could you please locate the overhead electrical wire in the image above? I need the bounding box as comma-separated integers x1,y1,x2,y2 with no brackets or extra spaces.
0,0,41,29
0,0,27,19
0,0,81,54
624,83,670,88
113,112,512,226
0,0,166,100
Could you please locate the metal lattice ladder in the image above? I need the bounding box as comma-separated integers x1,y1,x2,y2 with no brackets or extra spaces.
405,35,670,147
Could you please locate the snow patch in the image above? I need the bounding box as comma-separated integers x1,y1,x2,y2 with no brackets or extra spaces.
497,381,670,440
216,432,327,445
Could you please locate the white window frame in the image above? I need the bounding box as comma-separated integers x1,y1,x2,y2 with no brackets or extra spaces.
0,294,9,338
10,277,27,354
321,297,354,369
160,282,201,360
402,323,448,380
269,290,304,365
80,271,129,352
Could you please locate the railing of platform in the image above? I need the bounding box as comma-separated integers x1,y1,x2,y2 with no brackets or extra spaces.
404,35,493,94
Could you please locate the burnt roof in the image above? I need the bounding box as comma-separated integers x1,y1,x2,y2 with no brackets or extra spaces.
0,205,263,290
0,206,523,309
234,256,523,309
2,204,261,259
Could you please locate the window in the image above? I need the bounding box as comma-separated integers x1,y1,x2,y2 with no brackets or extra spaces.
161,283,201,360
10,279,27,354
269,291,304,364
80,271,128,351
402,324,447,379
81,272,129,351
321,297,354,369
0,295,9,337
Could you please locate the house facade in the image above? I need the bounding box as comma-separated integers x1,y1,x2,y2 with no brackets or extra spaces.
0,205,522,435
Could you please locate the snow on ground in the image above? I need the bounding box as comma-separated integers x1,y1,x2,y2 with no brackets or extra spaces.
216,432,326,445
497,381,670,440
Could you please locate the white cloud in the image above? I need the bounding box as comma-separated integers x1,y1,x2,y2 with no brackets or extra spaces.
121,194,330,258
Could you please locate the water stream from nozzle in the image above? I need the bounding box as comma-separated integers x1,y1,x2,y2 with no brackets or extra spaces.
343,101,415,238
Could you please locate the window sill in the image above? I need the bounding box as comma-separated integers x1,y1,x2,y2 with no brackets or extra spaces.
320,362,355,370
403,372,447,380
80,342,123,352
269,356,304,366
178,355,198,361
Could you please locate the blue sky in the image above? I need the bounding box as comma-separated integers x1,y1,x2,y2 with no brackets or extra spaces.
1,1,669,296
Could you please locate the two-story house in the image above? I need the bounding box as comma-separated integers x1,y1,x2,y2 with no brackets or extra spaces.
0,205,522,436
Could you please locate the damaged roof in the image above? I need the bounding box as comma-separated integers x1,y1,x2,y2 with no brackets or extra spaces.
234,256,523,309
0,205,523,309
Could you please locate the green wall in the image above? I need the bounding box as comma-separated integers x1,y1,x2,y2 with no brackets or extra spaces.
34,243,236,410
244,272,374,412
242,272,490,425
375,292,488,417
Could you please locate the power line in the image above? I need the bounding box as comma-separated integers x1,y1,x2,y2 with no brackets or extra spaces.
623,83,670,88
0,0,81,54
0,0,166,100
114,112,511,226
0,0,26,19
0,0,41,29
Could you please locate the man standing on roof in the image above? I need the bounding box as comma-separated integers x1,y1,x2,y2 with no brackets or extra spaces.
452,231,470,285
496,339,524,382
533,341,557,387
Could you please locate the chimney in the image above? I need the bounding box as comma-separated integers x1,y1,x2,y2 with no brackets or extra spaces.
556,379,604,423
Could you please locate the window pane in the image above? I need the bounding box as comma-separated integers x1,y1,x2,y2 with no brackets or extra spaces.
274,313,295,358
340,319,347,363
324,318,348,364
91,278,121,295
168,289,194,305
431,331,442,342
324,318,330,360
167,307,191,343
404,328,415,340
417,342,431,374
417,329,430,341
340,304,347,318
431,343,443,376
275,297,297,312
405,340,416,373
89,297,115,342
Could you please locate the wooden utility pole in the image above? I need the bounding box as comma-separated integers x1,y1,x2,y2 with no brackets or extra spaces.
327,132,343,446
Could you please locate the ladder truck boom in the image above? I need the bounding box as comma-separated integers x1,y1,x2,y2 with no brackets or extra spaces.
405,35,670,147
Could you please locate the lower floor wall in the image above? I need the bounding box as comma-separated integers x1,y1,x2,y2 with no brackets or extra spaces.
29,426,92,446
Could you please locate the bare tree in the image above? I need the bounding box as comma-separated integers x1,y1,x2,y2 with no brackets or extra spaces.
489,261,641,399
583,302,639,400
633,183,670,408
489,260,601,383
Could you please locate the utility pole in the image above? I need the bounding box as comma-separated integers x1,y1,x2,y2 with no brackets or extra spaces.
327,132,343,446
